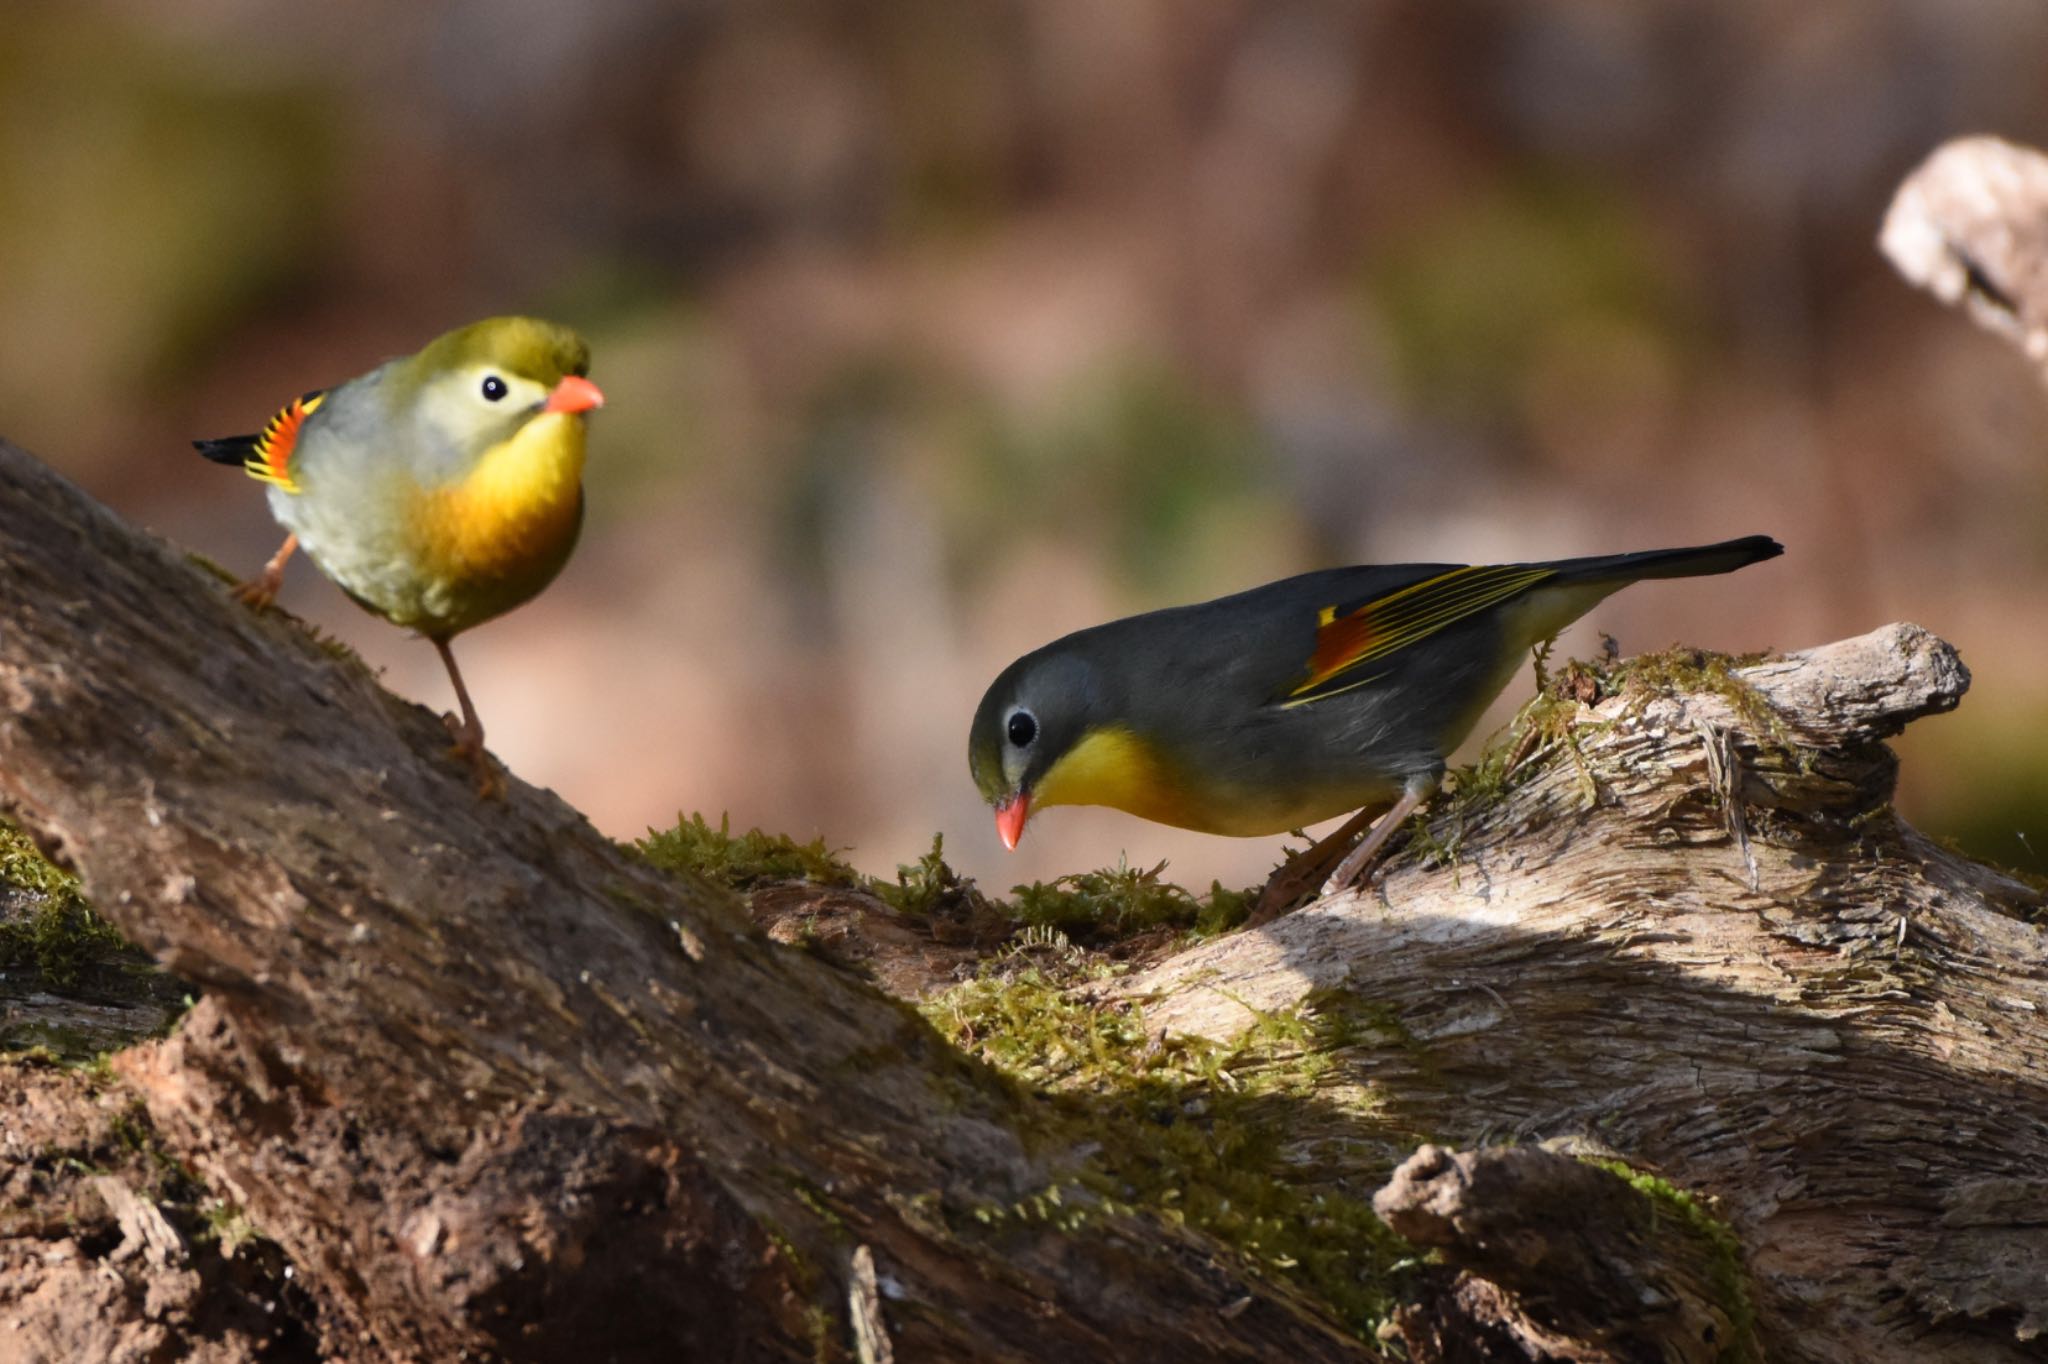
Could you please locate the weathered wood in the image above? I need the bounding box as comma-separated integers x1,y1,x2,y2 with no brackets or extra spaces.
0,439,1369,1361
5,437,2047,1362
0,1060,313,1364
1374,1144,1749,1364
1105,625,2047,1362
1883,134,2048,375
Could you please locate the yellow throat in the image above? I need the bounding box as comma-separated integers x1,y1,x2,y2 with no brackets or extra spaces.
1031,725,1198,829
416,412,587,580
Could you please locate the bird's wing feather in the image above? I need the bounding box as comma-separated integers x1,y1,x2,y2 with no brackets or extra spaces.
1282,562,1558,704
192,391,326,493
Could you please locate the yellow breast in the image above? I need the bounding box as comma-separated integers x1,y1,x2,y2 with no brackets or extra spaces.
412,412,586,583
1032,723,1392,837
1032,726,1216,831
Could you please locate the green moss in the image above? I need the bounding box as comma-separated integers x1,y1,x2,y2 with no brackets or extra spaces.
305,624,371,669
1412,643,1788,870
1601,645,1784,744
1008,860,1250,944
924,968,1410,1337
193,1196,262,1255
876,833,986,919
638,812,863,891
1583,1157,1758,1363
0,818,137,989
636,818,1251,949
183,549,242,586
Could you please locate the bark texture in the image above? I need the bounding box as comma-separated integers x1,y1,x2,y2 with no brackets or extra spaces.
0,439,1368,1361
1109,626,2047,1360
3,438,2047,1362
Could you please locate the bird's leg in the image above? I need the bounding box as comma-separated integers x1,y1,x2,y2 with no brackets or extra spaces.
431,636,504,799
1321,773,1440,898
230,533,297,609
1248,803,1387,925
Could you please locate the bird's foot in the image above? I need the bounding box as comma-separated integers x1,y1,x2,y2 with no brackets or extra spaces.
1319,846,1392,901
1317,782,1434,900
1248,861,1321,925
229,534,297,611
1246,805,1389,926
229,570,283,611
443,714,505,800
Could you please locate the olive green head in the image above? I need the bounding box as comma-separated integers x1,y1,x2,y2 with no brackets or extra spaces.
405,316,591,391
384,316,603,465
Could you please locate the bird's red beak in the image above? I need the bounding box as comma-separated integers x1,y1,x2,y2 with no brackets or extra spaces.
995,794,1030,851
544,374,605,415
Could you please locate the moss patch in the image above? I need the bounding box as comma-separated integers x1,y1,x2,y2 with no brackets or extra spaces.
1583,1157,1759,1363
639,813,864,891
636,819,1252,953
1411,642,1786,869
0,819,136,988
1006,861,1250,943
925,962,1410,1337
1,818,188,1060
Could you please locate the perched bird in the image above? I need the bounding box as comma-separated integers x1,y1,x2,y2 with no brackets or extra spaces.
196,316,604,795
968,536,1781,918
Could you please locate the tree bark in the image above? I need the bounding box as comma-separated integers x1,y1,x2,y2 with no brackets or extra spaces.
3,438,2046,1362
0,439,1372,1361
1106,625,2046,1361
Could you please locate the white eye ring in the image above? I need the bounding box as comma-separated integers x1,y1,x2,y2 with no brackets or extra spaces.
480,374,508,402
1006,708,1037,748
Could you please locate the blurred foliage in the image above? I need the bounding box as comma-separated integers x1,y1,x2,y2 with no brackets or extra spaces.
0,9,335,452
1899,706,2048,887
1368,175,1688,428
14,0,2048,882
976,367,1275,591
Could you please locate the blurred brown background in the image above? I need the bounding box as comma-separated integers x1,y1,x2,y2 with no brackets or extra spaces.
10,0,2048,892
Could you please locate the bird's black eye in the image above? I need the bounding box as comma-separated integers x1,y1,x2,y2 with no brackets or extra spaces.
1007,711,1037,747
481,375,508,402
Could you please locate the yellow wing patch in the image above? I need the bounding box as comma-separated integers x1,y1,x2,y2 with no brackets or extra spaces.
243,391,325,493
1286,564,1558,704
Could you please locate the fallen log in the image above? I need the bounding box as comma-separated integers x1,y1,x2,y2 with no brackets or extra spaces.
3,439,2045,1361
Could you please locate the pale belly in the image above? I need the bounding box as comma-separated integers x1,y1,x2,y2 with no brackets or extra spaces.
268,477,580,638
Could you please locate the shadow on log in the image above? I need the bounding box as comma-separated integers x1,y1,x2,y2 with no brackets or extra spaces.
2,437,2046,1362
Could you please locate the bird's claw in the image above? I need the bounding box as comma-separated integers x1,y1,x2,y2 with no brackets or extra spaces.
229,574,282,611
443,715,504,799
1248,866,1318,925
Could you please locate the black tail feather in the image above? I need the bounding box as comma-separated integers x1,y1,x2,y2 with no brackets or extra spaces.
1545,535,1783,585
194,434,260,466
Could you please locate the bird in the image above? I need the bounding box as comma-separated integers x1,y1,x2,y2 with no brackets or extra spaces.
196,316,604,796
967,535,1782,920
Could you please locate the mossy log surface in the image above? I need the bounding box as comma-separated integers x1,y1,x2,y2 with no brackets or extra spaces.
3,437,2046,1363
1106,625,2048,1360
0,438,1376,1361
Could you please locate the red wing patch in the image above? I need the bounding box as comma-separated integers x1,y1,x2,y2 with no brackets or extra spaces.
244,391,325,493
1304,605,1375,690
1285,563,1558,704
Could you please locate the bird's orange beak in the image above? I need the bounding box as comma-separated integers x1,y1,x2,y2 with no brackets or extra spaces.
544,374,605,415
995,794,1030,851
